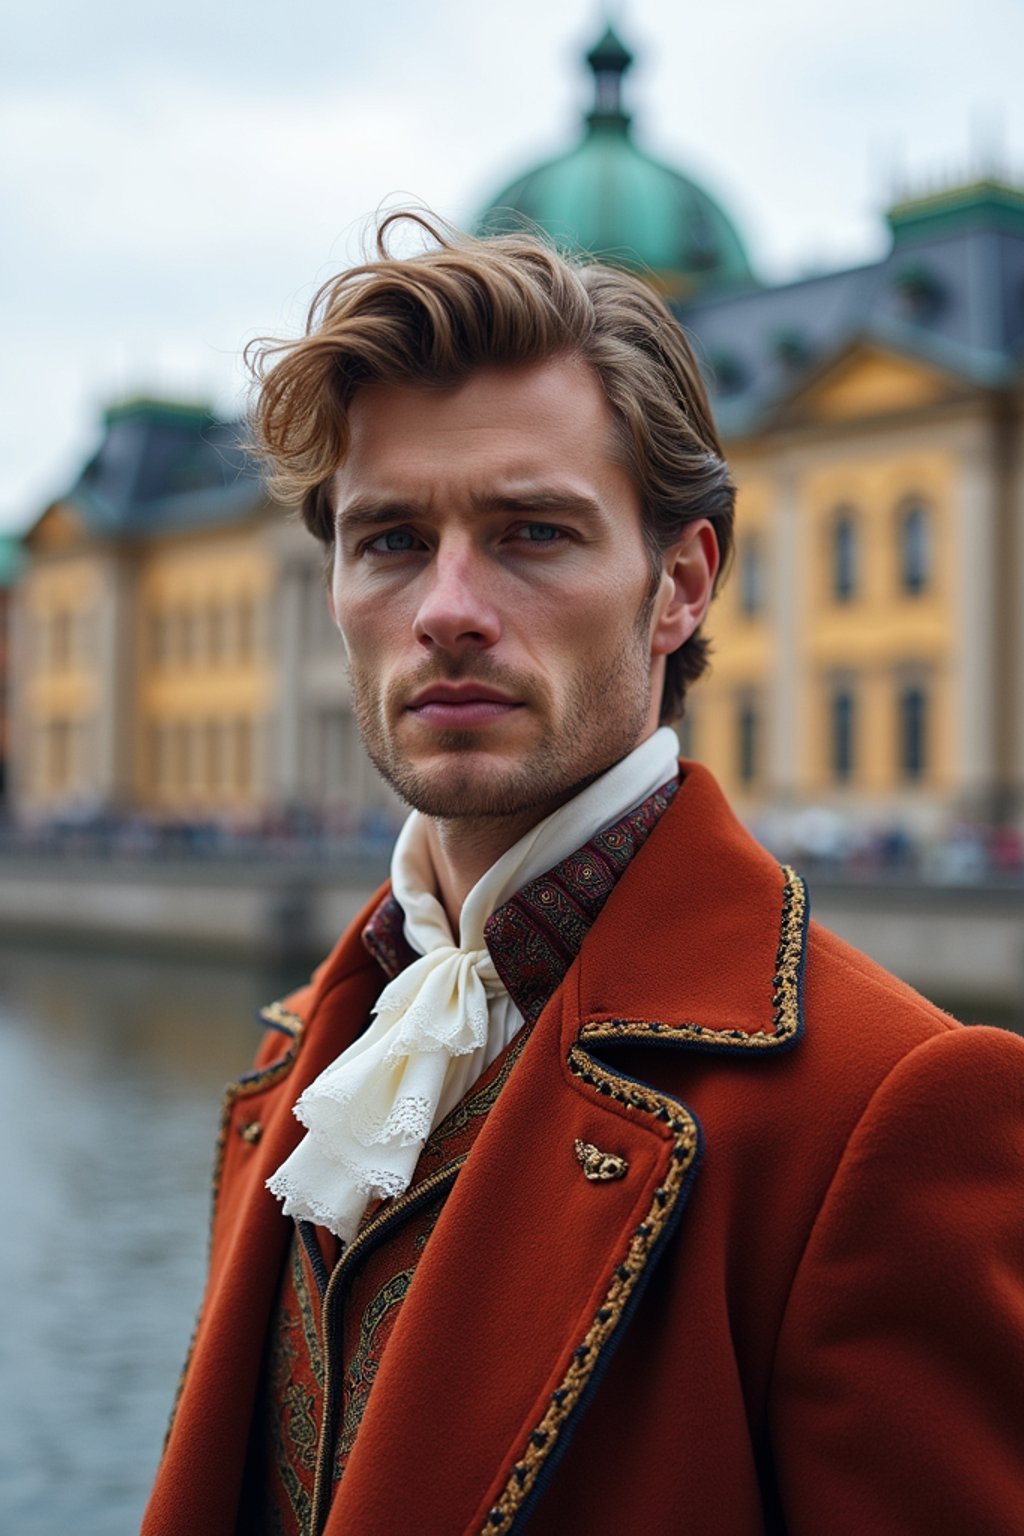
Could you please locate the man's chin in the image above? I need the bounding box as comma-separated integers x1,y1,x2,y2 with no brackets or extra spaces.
374,754,571,822
378,743,627,824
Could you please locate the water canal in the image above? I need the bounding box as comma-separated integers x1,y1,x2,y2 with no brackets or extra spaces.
0,940,302,1536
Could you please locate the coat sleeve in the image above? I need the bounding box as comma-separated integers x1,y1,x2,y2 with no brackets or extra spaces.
770,1023,1024,1536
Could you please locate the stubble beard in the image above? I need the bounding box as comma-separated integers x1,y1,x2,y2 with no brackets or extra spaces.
347,614,656,825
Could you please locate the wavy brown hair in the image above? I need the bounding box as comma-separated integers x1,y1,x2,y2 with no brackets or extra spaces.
247,212,734,722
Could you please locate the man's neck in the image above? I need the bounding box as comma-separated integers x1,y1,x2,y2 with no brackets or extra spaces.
417,730,670,933
424,809,551,933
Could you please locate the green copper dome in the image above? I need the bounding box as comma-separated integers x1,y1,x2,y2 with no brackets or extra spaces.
478,25,755,297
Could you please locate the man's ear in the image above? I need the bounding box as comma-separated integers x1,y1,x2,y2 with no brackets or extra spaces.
650,519,720,657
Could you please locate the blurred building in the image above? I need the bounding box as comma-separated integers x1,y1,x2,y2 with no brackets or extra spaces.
0,535,23,806
7,23,1024,836
480,24,1024,835
8,399,396,824
680,176,1024,833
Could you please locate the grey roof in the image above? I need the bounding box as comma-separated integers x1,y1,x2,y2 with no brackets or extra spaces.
57,399,265,540
678,184,1024,435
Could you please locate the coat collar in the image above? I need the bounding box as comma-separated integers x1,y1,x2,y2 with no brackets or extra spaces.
572,760,807,1054
363,775,680,1021
254,759,808,1094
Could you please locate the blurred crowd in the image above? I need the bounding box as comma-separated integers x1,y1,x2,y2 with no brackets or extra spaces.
0,804,402,866
1,801,1022,885
751,807,1024,884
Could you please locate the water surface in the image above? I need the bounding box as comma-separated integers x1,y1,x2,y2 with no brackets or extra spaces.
0,941,301,1536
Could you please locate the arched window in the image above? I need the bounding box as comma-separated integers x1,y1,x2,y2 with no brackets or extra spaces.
832,509,858,602
898,500,931,595
739,535,764,617
899,685,928,781
831,686,855,783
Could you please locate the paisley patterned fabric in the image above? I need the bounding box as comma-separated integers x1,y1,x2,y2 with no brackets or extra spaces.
364,777,678,1015
245,776,678,1531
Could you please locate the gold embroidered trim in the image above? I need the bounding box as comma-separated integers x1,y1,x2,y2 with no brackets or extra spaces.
480,1054,699,1532
424,1023,531,1156
581,864,807,1052
210,1015,305,1225
161,999,306,1456
259,999,306,1038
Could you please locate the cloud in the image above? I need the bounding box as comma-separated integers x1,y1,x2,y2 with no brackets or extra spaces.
2,0,1024,530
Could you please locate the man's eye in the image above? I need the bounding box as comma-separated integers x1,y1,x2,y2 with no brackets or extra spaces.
367,528,421,553
516,523,561,543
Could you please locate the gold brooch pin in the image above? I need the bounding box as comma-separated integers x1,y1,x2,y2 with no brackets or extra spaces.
574,1139,628,1182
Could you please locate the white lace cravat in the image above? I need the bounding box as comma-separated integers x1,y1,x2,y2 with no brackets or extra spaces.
266,728,680,1242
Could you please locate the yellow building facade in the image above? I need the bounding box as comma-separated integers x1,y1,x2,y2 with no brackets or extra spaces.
133,527,275,814
10,398,399,826
15,495,278,818
691,346,1013,831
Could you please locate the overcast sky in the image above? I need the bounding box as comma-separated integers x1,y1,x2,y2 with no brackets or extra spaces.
2,0,1022,535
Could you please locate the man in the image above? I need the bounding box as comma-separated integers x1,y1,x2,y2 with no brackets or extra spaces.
145,215,1024,1536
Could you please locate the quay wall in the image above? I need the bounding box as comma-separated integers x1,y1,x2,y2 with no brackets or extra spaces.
0,857,1021,1020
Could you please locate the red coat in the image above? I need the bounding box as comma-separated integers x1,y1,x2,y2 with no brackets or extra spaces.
144,764,1024,1535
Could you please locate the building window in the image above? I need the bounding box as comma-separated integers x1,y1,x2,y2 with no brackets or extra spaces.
899,685,928,781
208,604,225,665
51,609,73,671
48,718,72,792
148,611,163,666
73,610,94,666
677,708,696,761
898,500,931,595
172,722,190,792
174,607,195,668
739,535,764,618
237,596,255,664
152,723,170,792
234,717,252,794
830,686,856,783
737,698,759,787
832,508,858,603
203,720,221,795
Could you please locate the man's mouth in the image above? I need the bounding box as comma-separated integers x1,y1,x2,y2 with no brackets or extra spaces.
406,682,524,728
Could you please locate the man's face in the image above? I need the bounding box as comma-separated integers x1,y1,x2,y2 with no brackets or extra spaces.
330,355,687,823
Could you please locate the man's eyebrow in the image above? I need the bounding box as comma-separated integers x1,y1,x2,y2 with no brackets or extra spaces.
469,487,604,517
335,498,422,533
335,488,604,530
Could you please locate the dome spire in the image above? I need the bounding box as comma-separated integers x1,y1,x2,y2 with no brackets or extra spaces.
585,22,634,131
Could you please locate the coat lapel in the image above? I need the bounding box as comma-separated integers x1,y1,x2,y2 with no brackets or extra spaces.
326,975,701,1536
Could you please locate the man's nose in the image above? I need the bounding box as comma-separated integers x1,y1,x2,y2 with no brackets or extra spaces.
412,544,502,653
